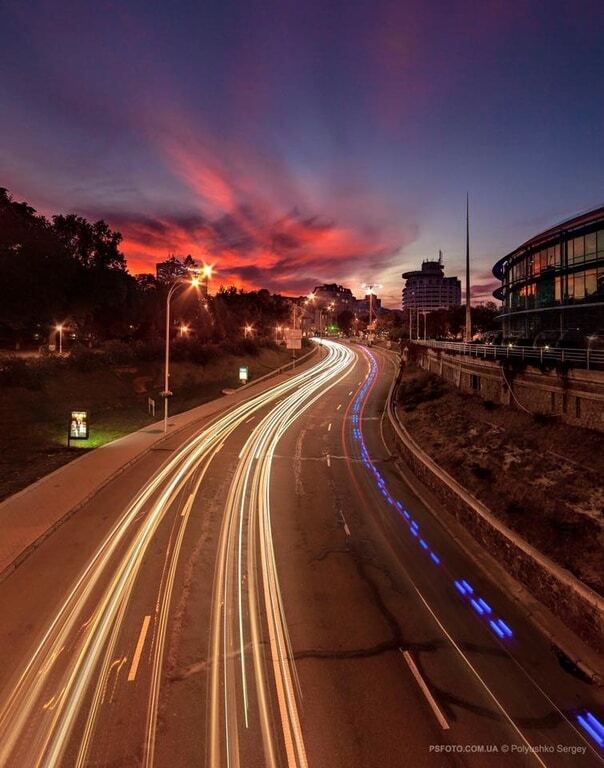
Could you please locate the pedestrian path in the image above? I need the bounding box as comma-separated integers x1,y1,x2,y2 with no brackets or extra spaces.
0,352,316,580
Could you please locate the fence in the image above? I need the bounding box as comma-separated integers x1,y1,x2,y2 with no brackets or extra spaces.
411,339,604,369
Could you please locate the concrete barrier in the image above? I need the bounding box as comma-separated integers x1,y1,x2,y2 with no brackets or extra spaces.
386,375,604,655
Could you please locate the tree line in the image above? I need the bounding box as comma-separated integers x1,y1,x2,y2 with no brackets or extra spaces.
0,188,293,349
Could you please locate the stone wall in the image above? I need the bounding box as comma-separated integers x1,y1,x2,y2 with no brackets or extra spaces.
385,398,604,656
417,348,604,432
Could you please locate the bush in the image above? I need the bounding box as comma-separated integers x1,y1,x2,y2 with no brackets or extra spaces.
0,355,47,389
103,340,135,365
397,372,445,410
133,339,163,361
223,338,260,356
69,344,103,372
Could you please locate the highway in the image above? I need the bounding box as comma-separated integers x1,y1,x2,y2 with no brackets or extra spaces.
0,340,601,767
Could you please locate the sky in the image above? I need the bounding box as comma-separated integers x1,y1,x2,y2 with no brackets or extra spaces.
1,0,603,307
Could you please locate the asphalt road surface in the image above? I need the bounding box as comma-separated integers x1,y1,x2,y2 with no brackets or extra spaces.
0,340,601,768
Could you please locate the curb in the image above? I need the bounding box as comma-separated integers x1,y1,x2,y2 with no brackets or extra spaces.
372,347,603,683
0,345,319,586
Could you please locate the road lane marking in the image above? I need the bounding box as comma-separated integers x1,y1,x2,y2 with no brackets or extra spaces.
348,390,353,396
339,510,351,537
328,422,332,432
128,615,151,682
336,403,342,410
326,454,331,467
400,650,450,730
245,416,255,423
181,492,195,517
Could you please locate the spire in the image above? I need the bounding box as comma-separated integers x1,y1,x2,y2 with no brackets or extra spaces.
465,193,472,342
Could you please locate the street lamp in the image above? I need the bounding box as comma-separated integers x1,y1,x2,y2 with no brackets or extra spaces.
163,273,200,433
179,323,190,337
244,324,253,338
201,263,213,297
275,325,283,342
55,324,64,355
362,283,382,328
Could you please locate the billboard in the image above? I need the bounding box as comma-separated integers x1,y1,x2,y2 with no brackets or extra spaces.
69,410,89,440
239,366,248,383
285,329,302,349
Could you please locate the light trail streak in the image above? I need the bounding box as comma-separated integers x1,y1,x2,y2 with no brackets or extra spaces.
207,340,356,768
0,342,351,768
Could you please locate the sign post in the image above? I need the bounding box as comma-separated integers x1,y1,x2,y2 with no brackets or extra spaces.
285,329,302,368
68,410,89,447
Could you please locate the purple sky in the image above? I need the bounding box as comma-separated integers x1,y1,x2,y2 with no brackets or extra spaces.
1,0,603,306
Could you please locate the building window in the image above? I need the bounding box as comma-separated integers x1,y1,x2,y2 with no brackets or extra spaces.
574,271,585,300
585,232,597,260
598,229,604,256
573,235,585,264
586,269,597,297
555,276,561,302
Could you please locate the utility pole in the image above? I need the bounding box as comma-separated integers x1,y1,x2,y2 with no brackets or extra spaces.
465,193,472,342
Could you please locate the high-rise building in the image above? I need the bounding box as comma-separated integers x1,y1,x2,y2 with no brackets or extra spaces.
402,254,461,311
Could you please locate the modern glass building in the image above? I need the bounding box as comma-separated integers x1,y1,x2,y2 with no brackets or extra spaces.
493,206,604,336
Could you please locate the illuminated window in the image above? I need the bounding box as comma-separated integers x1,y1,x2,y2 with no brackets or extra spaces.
585,232,597,261
574,271,585,299
555,276,561,302
573,236,585,263
585,269,597,297
598,229,604,255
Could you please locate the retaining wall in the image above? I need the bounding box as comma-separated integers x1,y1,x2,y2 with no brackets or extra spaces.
417,348,604,432
386,388,604,656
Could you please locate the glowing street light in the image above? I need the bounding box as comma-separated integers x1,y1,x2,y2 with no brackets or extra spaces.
55,324,64,355
244,324,254,338
362,283,382,327
179,323,190,337
275,325,283,341
201,263,214,297
163,273,201,432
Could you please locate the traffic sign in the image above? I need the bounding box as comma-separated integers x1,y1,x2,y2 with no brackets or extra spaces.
285,329,302,349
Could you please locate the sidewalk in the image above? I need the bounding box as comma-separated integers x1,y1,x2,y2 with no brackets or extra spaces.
0,349,317,581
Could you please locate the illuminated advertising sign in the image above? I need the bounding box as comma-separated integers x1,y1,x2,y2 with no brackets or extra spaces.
69,410,89,440
239,366,248,383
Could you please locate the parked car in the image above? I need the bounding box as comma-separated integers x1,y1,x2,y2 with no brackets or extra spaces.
533,330,561,349
556,329,587,349
503,336,533,347
484,331,503,345
587,331,604,351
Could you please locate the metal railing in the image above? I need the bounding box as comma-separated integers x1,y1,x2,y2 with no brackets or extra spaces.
411,339,604,369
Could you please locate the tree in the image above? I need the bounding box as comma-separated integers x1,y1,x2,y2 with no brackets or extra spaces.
337,309,354,334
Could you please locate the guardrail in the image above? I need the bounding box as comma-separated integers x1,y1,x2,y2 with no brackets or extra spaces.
411,339,604,369
384,367,604,661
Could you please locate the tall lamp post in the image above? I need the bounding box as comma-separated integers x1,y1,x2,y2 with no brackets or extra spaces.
362,283,382,328
163,272,200,433
201,263,213,298
55,324,64,355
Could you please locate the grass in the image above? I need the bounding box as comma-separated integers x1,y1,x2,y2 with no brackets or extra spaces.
0,345,294,501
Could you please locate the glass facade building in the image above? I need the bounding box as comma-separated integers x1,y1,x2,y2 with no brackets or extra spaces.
493,206,604,336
